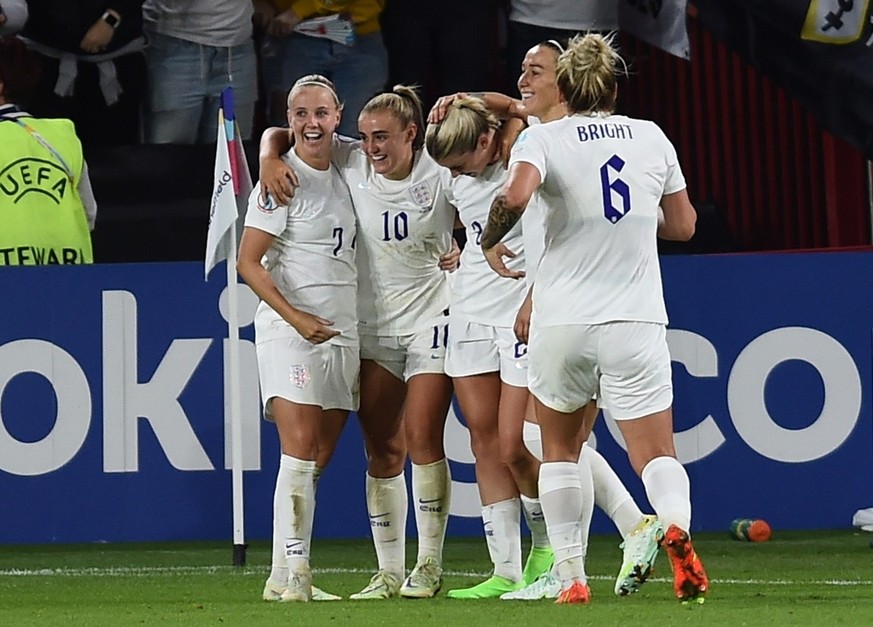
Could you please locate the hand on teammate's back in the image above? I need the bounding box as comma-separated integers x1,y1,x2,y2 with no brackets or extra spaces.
438,238,461,272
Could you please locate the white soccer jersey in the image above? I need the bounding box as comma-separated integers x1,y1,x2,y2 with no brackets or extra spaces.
446,161,528,327
244,148,358,346
332,138,456,335
509,112,686,326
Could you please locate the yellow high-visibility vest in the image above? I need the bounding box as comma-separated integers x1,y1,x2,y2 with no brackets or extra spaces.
0,113,93,265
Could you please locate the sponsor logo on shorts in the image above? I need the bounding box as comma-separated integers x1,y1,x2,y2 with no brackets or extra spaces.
290,364,310,388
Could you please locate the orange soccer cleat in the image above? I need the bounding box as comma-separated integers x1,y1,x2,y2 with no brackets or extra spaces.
662,524,709,604
554,580,591,605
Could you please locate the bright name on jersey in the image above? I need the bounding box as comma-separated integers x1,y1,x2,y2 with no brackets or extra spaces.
576,122,634,142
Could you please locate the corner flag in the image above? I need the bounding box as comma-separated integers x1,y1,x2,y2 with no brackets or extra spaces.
205,88,252,279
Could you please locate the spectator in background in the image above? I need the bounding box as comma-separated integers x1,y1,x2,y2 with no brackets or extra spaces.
253,0,388,138
0,36,97,265
142,0,257,143
18,1,147,147
380,0,498,111
0,0,28,35
505,0,617,94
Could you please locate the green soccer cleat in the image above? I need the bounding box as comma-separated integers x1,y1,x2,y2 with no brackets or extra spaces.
446,575,521,599
522,546,554,586
615,514,663,596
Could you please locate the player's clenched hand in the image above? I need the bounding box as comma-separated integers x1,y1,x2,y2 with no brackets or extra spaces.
483,243,525,279
438,238,461,272
260,156,298,205
289,311,340,344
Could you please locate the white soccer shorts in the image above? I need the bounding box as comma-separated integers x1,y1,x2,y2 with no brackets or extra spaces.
359,311,449,382
445,319,528,387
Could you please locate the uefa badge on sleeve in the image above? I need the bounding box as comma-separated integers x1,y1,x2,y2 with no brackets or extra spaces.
257,191,276,214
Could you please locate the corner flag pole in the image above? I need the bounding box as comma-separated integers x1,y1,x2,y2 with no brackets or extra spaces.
205,87,250,567
226,221,246,567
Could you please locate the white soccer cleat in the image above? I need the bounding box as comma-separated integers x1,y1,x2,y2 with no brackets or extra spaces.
280,569,313,602
400,557,443,598
500,572,561,600
615,514,663,596
311,584,342,601
349,570,402,600
262,579,285,602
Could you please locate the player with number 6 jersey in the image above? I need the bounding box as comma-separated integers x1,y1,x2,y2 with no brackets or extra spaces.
481,33,707,606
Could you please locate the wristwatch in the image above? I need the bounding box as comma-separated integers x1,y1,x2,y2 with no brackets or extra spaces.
101,10,121,29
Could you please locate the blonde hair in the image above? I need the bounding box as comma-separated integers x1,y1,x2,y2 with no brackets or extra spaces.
287,74,342,109
425,97,499,163
360,84,426,149
557,33,625,115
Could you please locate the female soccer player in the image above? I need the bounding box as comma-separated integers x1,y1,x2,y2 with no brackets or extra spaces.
238,75,357,603
481,33,708,605
425,98,552,599
259,85,458,600
426,39,664,602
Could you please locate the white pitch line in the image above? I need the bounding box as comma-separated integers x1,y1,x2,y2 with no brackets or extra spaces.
0,565,871,587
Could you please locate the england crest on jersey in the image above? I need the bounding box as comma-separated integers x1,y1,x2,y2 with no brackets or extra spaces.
409,182,433,209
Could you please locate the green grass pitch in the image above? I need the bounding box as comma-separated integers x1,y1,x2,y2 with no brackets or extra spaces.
1,530,871,625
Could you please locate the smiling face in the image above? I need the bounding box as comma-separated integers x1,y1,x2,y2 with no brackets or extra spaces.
286,85,341,168
517,44,564,121
436,130,496,178
357,109,417,180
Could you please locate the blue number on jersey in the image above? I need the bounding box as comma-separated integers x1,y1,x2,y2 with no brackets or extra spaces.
332,227,344,256
470,220,483,246
381,210,409,241
600,155,631,223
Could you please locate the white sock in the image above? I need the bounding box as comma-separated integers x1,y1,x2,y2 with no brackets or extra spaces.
576,453,594,563
538,461,588,585
641,456,691,533
366,472,408,581
584,446,645,538
519,494,550,549
277,455,316,573
482,498,522,582
412,458,451,565
268,458,290,587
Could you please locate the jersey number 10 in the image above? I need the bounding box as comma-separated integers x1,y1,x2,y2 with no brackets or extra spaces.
381,210,409,241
